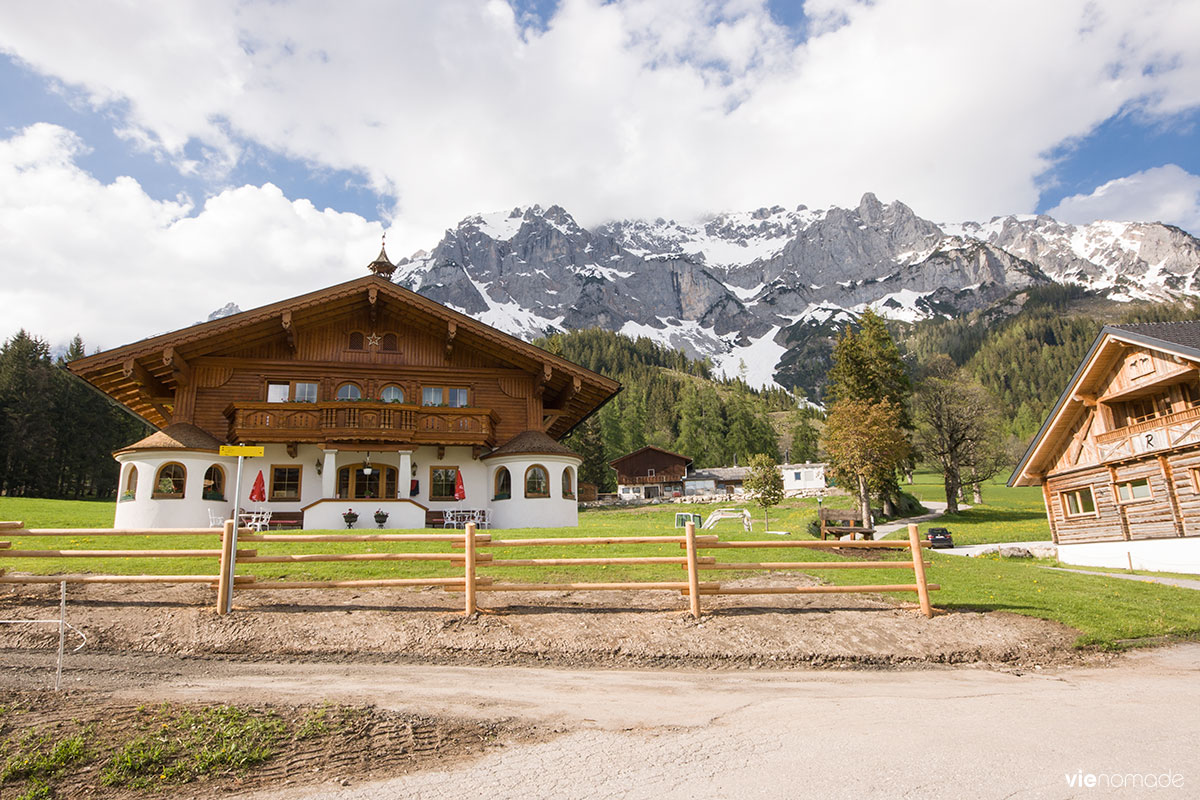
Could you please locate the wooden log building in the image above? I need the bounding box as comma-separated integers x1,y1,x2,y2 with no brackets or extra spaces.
1011,322,1200,573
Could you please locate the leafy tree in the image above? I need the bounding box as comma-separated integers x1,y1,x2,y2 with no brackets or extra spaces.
913,355,1005,513
823,399,910,525
744,453,784,531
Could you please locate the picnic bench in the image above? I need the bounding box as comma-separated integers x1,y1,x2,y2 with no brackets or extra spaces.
818,508,875,541
266,511,304,530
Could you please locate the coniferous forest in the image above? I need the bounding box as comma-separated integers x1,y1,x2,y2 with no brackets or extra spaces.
0,331,151,499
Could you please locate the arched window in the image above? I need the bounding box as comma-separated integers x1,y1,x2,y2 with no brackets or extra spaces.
562,466,575,499
122,465,138,501
348,331,365,350
336,382,362,401
525,465,549,498
203,465,226,501
381,333,398,352
494,467,511,500
154,462,186,498
336,464,398,499
381,385,405,404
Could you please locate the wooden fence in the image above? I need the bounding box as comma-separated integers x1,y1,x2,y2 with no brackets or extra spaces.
0,520,937,618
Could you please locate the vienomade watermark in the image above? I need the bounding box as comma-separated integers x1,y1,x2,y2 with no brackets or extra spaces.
1065,770,1185,790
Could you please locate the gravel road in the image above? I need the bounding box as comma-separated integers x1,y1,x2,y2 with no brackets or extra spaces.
48,645,1197,800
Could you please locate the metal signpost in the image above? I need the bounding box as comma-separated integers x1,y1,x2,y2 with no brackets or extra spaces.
218,445,265,613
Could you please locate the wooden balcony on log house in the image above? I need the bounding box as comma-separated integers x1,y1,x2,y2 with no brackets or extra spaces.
1094,404,1200,463
224,401,499,447
617,470,687,486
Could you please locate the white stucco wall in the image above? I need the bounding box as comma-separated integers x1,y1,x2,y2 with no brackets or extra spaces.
781,463,826,492
1057,537,1200,575
114,450,237,529
485,454,582,529
111,443,579,530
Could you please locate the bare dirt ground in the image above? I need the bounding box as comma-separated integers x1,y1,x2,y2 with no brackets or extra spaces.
0,689,544,799
0,579,1119,798
0,576,1092,671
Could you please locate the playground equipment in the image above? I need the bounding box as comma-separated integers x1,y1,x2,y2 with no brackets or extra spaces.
701,508,752,532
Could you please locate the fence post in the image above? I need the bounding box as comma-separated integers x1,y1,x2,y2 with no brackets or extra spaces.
56,581,65,691
217,520,235,615
464,522,477,616
684,521,702,619
908,523,932,618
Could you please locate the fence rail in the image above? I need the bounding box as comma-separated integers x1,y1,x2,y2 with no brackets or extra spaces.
0,520,938,618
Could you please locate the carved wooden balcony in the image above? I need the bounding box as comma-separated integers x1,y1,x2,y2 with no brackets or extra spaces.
1094,404,1200,463
224,401,499,447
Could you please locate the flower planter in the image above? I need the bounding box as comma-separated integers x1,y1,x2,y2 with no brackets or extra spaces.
342,513,359,529
374,513,389,528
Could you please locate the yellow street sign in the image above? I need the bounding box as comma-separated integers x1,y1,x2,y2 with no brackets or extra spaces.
219,445,265,457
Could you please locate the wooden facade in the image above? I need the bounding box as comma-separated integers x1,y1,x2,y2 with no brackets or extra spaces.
67,254,621,530
610,446,691,499
69,272,620,450
1012,324,1200,546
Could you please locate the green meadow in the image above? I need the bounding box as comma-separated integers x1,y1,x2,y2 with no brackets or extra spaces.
2,483,1199,650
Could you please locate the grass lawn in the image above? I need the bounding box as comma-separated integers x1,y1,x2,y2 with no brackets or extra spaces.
3,491,1200,650
905,470,1052,545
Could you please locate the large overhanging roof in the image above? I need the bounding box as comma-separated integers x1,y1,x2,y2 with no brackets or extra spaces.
68,274,620,439
1008,322,1200,486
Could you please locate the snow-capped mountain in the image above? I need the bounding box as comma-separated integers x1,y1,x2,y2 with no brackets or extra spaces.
393,194,1200,392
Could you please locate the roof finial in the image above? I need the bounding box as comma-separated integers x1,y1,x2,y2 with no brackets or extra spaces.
368,229,396,278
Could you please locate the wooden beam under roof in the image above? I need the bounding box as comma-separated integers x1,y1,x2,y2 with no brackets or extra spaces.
281,311,296,352
547,376,581,411
162,347,191,386
122,357,170,422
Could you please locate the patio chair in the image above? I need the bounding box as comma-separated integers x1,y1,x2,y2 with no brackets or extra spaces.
208,509,227,528
245,509,272,532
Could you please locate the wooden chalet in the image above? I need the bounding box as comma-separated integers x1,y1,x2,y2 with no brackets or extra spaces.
69,247,620,530
609,446,691,500
1011,322,1200,572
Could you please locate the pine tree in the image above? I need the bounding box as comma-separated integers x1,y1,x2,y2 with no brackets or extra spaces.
827,309,912,428
0,330,57,496
788,409,819,462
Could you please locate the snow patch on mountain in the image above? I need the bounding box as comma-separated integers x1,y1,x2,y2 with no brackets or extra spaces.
469,209,527,241
712,328,788,389
857,289,931,323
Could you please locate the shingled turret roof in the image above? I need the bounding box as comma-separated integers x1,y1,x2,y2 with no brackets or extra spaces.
114,422,225,455
482,430,579,459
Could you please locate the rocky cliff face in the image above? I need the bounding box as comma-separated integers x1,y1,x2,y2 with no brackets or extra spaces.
392,195,1200,391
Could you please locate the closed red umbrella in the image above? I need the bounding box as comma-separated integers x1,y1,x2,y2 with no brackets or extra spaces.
249,470,267,503
454,470,466,501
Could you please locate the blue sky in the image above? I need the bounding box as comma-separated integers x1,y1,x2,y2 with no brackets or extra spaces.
1,0,1199,348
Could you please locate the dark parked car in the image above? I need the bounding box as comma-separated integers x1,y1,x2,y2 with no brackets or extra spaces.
927,527,954,548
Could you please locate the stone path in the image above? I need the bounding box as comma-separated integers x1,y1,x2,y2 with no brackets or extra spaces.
1040,566,1200,591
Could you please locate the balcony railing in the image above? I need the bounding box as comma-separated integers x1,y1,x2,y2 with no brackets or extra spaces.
225,401,499,447
618,472,686,486
1094,404,1200,463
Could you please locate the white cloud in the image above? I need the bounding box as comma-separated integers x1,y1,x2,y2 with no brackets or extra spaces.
0,124,381,351
0,0,1198,253
1048,164,1200,233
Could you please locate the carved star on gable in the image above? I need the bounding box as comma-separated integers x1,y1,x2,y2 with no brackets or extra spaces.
366,333,382,347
